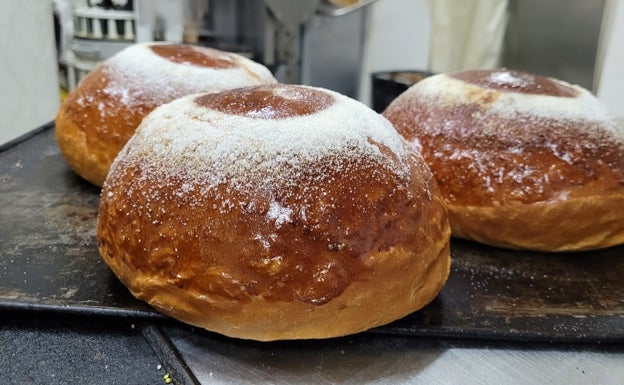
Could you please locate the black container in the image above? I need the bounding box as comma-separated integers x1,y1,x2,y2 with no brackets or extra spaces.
371,70,434,113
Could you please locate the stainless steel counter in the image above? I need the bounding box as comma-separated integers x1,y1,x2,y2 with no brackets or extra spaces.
166,327,624,384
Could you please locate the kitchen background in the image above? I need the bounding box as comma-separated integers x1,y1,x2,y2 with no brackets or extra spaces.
1,0,622,145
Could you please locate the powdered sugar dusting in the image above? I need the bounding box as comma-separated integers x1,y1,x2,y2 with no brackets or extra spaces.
83,42,276,112
489,71,526,88
272,85,310,102
110,85,414,200
409,73,624,141
267,200,293,228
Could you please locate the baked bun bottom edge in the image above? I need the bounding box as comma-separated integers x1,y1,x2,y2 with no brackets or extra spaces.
448,193,624,252
98,229,451,341
55,108,111,187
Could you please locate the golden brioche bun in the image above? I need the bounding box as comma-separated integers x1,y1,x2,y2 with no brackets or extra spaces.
97,84,451,341
55,42,276,186
383,69,624,251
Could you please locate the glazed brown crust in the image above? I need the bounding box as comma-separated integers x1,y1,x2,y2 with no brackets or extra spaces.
96,84,451,340
383,70,624,251
98,154,450,340
388,100,624,207
55,66,150,186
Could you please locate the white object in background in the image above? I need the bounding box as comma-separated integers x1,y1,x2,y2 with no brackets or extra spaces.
135,0,155,42
159,0,184,43
358,0,431,105
429,0,508,73
52,0,74,63
135,0,184,43
72,6,135,41
0,0,60,145
595,0,624,121
66,5,136,90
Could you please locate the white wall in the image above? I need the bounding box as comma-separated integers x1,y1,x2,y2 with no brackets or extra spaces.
0,0,60,145
595,0,624,121
359,0,431,105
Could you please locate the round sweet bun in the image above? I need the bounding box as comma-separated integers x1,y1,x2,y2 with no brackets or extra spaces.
97,84,451,341
55,42,277,186
383,69,624,252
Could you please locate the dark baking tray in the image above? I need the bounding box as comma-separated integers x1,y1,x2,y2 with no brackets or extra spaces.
1,123,623,343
